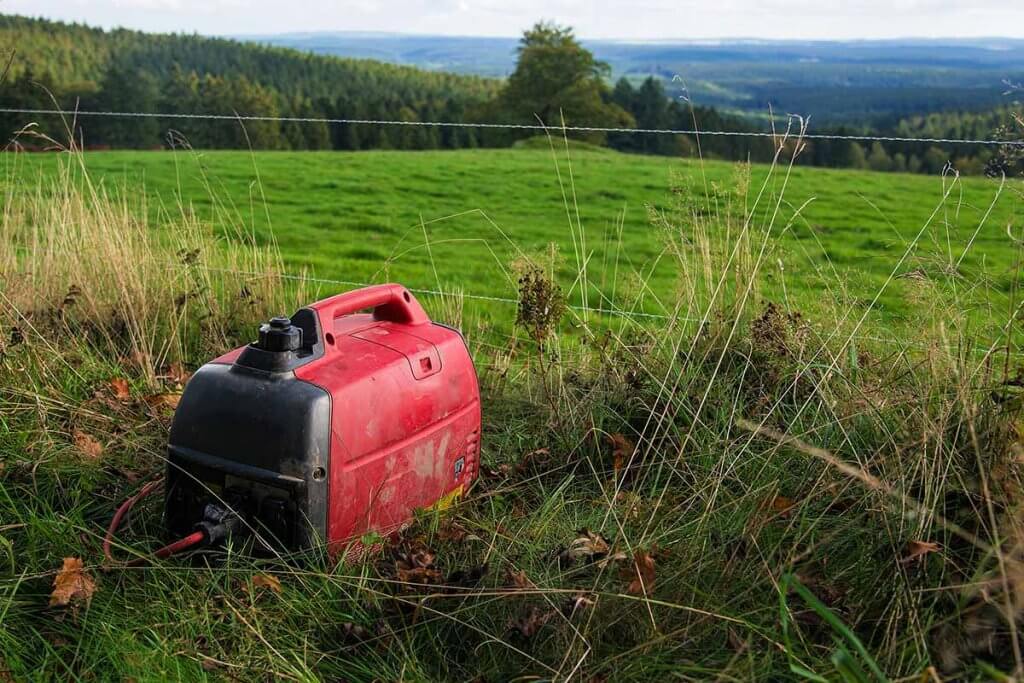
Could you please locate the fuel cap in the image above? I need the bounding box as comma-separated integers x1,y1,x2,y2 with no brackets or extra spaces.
257,316,302,352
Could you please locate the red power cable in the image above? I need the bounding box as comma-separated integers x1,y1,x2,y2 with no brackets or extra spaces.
104,479,205,567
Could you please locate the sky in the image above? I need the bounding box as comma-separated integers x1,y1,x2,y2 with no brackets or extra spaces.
4,0,1024,40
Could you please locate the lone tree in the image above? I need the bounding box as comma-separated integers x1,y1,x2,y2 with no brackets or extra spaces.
487,22,632,144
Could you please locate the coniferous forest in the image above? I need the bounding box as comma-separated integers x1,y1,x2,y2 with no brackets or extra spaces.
1,14,1021,176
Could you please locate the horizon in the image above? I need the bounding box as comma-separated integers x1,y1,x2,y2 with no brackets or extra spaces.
233,29,1024,45
5,1,1024,42
8,13,1024,46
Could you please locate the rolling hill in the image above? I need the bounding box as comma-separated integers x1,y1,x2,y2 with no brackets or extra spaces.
241,31,1024,124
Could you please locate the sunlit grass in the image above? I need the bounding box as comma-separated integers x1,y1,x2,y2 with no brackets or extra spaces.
1,140,1023,680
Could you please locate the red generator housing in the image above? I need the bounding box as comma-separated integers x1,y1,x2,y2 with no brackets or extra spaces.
165,284,480,554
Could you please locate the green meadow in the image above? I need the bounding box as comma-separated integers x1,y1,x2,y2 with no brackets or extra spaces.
5,144,1024,680
8,144,1022,345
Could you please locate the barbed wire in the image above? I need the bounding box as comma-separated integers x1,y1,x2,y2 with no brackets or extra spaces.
3,107,1023,148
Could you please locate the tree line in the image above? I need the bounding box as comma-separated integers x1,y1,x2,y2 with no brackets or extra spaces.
1,14,1020,176
0,14,496,151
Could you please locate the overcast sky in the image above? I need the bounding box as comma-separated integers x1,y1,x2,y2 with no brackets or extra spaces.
5,0,1024,40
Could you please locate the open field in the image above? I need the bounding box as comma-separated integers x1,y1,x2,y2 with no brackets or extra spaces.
7,143,1022,349
2,146,1024,680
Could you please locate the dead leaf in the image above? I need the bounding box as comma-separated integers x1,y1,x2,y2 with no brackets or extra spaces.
558,529,611,567
771,495,797,515
507,569,535,590
340,622,373,644
595,551,629,569
902,540,940,563
561,593,595,617
144,393,181,410
509,606,553,639
624,550,656,595
163,362,192,387
482,464,509,478
408,546,435,569
515,447,551,474
437,519,478,544
607,433,635,475
396,566,443,585
252,574,282,593
50,557,96,608
108,377,130,401
384,537,449,589
72,430,103,459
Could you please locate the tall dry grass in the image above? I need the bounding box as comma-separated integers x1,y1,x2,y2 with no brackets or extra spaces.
0,152,310,387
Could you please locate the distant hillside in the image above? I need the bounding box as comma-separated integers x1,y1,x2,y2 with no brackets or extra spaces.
0,14,498,149
0,15,1018,178
240,32,1024,124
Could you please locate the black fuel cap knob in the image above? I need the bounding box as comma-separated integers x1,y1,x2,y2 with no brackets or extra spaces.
257,316,302,352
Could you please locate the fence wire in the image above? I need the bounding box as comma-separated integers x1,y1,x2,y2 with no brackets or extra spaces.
4,103,1022,357
186,263,1022,358
3,106,1024,148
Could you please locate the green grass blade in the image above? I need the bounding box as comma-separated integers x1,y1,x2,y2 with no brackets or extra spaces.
783,573,889,682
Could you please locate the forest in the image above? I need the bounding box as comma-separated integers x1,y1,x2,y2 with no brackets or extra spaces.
1,14,1021,176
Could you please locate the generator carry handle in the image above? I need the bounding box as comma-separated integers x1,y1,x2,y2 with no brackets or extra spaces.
310,283,430,331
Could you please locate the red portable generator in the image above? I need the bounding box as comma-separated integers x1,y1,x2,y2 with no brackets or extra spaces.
164,284,481,554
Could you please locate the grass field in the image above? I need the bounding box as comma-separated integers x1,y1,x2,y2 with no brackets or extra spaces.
3,143,1024,681
6,142,1023,346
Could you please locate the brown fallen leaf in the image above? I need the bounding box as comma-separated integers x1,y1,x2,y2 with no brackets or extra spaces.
407,546,435,569
340,622,373,644
595,551,629,570
437,519,476,544
108,377,130,402
565,529,609,559
396,566,443,585
252,574,282,593
769,495,798,517
163,362,192,387
72,430,103,459
624,550,656,595
515,447,551,474
50,557,96,608
561,592,595,617
607,432,635,476
483,463,513,478
509,606,553,639
902,540,940,563
507,569,535,590
145,393,182,410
